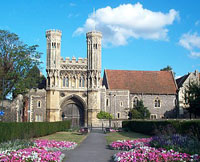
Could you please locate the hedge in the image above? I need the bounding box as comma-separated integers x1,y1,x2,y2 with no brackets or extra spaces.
122,120,200,139
0,120,71,143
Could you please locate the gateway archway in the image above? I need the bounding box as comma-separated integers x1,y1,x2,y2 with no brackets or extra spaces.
61,95,85,127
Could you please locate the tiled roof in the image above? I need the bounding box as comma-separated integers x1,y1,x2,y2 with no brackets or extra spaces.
103,69,177,94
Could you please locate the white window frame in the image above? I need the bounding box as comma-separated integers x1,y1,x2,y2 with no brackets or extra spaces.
150,114,157,119
154,97,161,108
120,101,123,107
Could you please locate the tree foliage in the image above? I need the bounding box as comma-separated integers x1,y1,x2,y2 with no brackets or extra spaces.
185,82,200,118
129,100,150,119
160,65,173,71
97,111,113,119
160,65,176,76
0,30,42,98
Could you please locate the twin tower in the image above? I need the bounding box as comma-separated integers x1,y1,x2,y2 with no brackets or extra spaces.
45,29,102,126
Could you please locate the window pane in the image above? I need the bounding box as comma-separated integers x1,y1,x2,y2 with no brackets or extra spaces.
63,78,65,87
79,78,82,87
82,78,85,87
66,78,69,87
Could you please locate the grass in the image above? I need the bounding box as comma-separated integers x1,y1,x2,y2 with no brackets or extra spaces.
37,131,87,145
105,131,150,144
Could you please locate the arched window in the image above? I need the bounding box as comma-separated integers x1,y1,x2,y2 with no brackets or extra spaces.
133,97,139,108
66,77,69,87
79,76,85,87
154,97,161,108
117,112,120,119
72,76,76,87
106,98,110,107
63,78,65,87
82,77,85,87
79,77,81,87
37,101,41,108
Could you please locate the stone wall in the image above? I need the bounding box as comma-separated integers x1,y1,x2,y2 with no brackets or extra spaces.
130,94,177,119
178,70,199,116
105,90,130,119
29,89,46,122
0,94,24,122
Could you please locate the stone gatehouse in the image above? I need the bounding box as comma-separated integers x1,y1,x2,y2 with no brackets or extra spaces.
42,29,178,127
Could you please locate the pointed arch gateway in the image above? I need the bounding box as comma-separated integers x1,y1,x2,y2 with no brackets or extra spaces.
60,95,86,127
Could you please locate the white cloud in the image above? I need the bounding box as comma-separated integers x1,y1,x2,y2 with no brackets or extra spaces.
179,32,200,58
73,3,179,46
190,51,200,57
179,33,200,50
175,76,182,79
69,3,76,7
195,20,200,26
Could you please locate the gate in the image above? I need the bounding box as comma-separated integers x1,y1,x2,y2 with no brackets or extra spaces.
62,102,84,127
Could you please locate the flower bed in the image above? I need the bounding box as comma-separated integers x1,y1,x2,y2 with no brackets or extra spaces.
114,146,200,162
110,138,151,150
0,139,77,162
112,138,200,162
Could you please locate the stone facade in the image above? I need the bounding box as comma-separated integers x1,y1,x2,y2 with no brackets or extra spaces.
176,70,200,117
28,89,46,122
0,94,23,122
45,30,102,127
25,29,180,126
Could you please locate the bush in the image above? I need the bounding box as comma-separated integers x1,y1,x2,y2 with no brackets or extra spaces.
129,100,150,119
122,120,200,140
0,120,71,143
97,111,113,119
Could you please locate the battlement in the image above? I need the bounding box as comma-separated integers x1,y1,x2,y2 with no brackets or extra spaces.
46,29,62,36
61,56,87,64
86,31,102,38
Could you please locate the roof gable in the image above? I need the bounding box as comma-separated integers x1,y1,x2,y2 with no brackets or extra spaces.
103,70,177,94
176,74,189,88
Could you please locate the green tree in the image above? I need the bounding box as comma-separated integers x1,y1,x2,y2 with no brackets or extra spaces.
97,111,113,119
0,30,42,98
185,82,200,118
13,65,46,97
129,100,150,119
160,65,173,71
160,65,176,76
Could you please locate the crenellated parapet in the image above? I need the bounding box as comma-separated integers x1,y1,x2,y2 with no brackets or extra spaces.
60,56,87,64
60,56,87,72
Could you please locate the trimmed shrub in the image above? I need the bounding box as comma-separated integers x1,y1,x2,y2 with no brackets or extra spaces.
97,111,113,119
122,120,200,139
0,120,71,143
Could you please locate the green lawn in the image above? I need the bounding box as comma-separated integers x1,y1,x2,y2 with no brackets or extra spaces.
105,131,150,144
37,131,87,145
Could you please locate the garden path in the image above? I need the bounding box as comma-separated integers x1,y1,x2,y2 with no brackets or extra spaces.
63,128,118,162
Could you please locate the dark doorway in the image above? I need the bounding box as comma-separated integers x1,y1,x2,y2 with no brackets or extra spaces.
62,100,84,127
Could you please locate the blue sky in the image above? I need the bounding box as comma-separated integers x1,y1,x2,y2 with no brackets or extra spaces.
0,0,200,78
